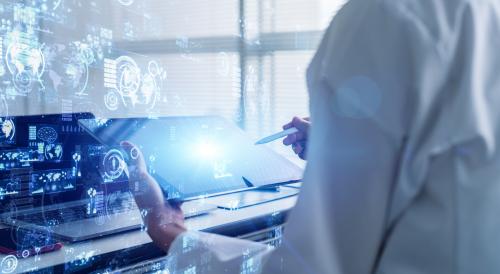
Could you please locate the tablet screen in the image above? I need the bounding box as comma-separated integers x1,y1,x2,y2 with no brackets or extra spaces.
78,116,303,201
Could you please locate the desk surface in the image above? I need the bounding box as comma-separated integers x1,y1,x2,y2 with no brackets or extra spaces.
2,188,299,273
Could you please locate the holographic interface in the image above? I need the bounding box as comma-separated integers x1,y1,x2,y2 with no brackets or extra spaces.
0,0,312,272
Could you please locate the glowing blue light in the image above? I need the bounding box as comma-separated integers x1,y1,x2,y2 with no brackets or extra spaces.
194,140,218,159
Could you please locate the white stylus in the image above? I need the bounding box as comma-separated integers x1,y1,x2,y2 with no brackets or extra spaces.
255,127,299,145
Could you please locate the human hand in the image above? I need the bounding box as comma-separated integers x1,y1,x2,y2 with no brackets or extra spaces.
121,141,186,251
283,117,310,160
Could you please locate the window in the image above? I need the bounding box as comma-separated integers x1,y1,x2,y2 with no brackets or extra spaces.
111,0,346,159
4,0,346,159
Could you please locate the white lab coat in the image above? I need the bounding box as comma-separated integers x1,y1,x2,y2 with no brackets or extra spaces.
166,0,500,273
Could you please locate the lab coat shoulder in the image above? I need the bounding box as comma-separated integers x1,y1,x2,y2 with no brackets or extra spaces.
307,0,500,231
307,0,448,141
377,0,471,43
414,0,500,179
309,0,500,157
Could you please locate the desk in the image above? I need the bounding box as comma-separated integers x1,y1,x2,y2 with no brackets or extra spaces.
1,188,299,273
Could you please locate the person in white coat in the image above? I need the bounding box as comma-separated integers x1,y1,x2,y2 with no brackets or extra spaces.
122,0,500,272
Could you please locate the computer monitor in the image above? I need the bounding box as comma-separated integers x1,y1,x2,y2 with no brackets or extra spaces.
0,112,131,217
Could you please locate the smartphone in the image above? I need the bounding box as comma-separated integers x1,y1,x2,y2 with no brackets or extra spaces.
0,227,63,258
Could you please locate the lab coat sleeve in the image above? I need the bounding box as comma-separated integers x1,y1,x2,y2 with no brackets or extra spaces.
258,1,441,274
166,230,273,273
165,1,441,274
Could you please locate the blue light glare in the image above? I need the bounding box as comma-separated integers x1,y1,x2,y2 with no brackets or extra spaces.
193,140,218,160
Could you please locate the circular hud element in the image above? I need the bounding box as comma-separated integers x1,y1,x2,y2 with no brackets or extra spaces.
148,60,160,77
114,56,162,112
6,39,45,94
102,149,125,181
130,146,139,160
0,255,17,273
101,56,166,114
117,56,141,97
104,90,120,111
21,249,30,258
13,71,33,95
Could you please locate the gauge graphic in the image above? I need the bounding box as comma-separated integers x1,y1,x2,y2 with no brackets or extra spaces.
104,90,120,111
148,60,160,76
21,249,30,258
112,56,164,112
117,56,141,97
130,146,139,160
13,71,33,94
0,255,17,273
102,149,125,182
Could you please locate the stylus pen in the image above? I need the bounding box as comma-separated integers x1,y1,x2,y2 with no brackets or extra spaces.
255,127,299,145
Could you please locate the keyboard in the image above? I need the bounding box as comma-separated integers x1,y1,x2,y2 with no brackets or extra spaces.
12,199,138,226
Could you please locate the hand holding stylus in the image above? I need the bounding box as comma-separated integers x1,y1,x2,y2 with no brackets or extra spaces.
255,127,299,145
282,117,310,160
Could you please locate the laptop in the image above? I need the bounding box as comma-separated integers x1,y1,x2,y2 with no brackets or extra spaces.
0,113,215,242
1,115,302,242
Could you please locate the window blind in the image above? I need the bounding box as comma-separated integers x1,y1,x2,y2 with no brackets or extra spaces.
32,0,346,157
243,0,346,159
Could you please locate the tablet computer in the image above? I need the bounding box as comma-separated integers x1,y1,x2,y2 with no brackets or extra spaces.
78,116,303,201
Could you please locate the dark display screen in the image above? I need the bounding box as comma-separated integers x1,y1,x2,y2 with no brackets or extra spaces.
0,113,130,217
